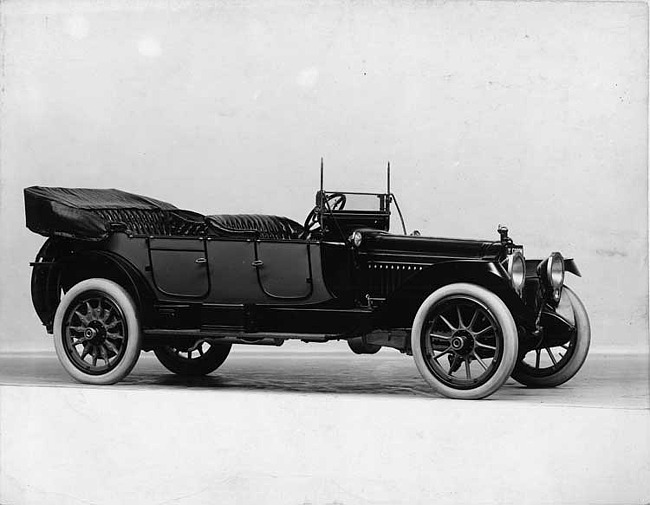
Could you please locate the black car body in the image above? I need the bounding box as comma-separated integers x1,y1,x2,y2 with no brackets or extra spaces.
25,168,590,399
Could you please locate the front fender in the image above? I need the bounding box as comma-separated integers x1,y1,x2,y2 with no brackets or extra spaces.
525,258,581,278
373,259,536,330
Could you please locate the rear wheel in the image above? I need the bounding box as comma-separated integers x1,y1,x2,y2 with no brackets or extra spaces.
53,278,142,385
512,286,590,388
154,340,232,376
347,337,381,355
411,283,518,400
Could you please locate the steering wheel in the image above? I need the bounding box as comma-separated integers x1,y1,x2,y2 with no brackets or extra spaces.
302,192,347,237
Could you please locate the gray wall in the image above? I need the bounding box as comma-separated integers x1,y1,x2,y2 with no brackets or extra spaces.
1,1,647,351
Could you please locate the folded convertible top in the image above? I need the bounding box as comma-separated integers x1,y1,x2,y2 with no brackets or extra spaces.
24,186,186,241
24,186,304,241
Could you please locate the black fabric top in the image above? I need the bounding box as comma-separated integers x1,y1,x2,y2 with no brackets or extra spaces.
24,186,181,241
24,186,304,242
25,186,177,211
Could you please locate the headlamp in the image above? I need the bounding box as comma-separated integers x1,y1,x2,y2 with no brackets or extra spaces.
537,252,565,302
548,253,565,289
507,251,526,294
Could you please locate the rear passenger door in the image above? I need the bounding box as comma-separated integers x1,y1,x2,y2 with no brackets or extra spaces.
148,238,210,298
206,239,261,303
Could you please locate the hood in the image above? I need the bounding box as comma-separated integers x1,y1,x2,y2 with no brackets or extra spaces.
356,229,504,262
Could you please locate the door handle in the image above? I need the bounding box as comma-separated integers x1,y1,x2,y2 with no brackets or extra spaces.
251,259,264,268
195,257,207,264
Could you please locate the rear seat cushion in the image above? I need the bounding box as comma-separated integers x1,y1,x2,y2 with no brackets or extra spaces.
205,214,304,240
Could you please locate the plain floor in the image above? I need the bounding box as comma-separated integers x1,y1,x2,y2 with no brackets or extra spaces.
0,349,648,505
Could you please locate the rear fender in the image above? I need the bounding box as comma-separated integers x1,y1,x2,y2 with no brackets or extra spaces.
373,260,535,330
32,242,154,332
30,239,64,332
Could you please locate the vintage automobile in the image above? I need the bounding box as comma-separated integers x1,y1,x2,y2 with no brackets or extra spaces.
24,166,590,399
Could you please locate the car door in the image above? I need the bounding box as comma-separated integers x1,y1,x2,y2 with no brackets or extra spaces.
148,238,210,298
254,241,313,299
206,239,262,303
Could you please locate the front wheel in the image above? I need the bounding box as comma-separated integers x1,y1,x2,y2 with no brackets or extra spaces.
154,340,232,376
411,283,519,400
511,286,590,388
53,278,142,385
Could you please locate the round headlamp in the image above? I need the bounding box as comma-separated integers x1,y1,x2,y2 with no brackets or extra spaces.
537,252,565,303
546,252,565,290
350,231,363,247
507,251,526,293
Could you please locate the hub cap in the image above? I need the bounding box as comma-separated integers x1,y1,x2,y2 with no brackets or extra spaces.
450,331,474,354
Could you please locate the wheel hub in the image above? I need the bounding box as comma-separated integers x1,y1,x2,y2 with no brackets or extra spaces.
85,321,106,344
450,330,474,355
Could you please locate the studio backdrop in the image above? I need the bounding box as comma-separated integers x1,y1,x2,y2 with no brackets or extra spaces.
0,0,647,352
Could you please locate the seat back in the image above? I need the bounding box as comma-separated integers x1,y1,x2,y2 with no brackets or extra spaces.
205,214,304,240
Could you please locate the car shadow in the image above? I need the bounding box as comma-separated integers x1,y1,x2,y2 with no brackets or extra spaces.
0,352,536,400
114,352,441,396
133,372,437,397
121,355,484,398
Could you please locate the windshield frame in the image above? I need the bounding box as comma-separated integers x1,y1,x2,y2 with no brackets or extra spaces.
316,189,407,236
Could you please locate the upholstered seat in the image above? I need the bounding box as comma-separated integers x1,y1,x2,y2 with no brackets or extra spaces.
205,214,304,240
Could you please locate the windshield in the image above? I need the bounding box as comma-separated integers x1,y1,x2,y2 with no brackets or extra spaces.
317,190,407,235
322,191,389,212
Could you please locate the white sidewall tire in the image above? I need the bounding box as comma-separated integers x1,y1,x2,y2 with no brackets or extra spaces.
53,278,142,385
511,286,591,388
411,283,519,400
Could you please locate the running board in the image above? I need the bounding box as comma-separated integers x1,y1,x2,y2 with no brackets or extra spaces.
143,328,339,346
